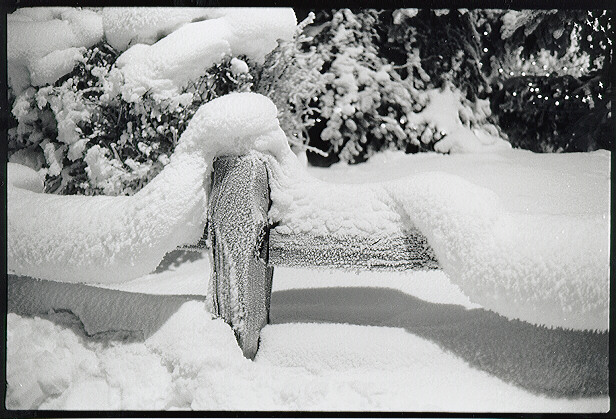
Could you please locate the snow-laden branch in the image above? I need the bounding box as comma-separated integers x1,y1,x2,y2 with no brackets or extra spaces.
111,8,297,103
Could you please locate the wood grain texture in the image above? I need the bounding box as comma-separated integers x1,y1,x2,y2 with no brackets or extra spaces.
208,155,273,359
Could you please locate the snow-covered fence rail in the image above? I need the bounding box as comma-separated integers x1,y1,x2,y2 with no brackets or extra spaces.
204,154,440,359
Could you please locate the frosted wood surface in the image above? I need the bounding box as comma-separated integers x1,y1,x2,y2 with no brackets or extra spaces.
268,231,439,270
208,155,273,359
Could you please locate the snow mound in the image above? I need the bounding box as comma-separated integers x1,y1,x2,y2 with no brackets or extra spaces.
113,8,296,102
7,8,104,93
102,7,215,51
8,93,285,284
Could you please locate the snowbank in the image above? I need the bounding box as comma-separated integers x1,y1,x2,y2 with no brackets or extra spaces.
6,259,609,410
113,8,296,102
8,93,284,284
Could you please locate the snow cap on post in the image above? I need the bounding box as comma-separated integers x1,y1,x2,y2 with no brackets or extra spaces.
176,92,290,160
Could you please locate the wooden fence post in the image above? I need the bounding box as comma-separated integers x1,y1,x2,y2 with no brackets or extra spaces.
207,155,274,359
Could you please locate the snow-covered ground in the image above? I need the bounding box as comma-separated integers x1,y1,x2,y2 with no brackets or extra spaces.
6,149,609,411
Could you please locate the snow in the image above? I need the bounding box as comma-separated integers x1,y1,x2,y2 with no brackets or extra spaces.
6,253,609,411
7,93,285,284
262,144,609,331
408,85,511,153
7,7,295,99
9,92,609,331
113,8,296,102
101,7,214,52
29,47,86,87
7,8,104,93
7,100,609,408
5,6,609,410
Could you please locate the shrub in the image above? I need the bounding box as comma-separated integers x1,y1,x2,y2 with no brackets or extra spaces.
8,42,253,195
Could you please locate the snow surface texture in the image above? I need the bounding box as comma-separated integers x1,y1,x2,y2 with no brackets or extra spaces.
111,8,297,102
6,255,609,410
9,93,609,330
7,7,296,98
7,8,104,93
102,8,215,52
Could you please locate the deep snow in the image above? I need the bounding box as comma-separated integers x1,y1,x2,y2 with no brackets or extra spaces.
7,251,609,411
7,148,610,411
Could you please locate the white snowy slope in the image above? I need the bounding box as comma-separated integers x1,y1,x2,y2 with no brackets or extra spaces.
6,253,609,411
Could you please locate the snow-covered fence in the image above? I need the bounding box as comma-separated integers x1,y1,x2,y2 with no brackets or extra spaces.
8,92,609,362
205,154,441,359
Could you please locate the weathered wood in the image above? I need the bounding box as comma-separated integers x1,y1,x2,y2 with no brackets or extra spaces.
207,155,273,359
182,230,440,271
269,231,439,270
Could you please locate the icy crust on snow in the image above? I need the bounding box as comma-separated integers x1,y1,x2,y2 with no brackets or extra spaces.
7,8,104,93
112,8,297,102
8,93,283,284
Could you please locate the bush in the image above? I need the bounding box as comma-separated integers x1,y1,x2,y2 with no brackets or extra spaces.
253,13,327,153
387,8,613,153
8,42,253,195
299,10,440,165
